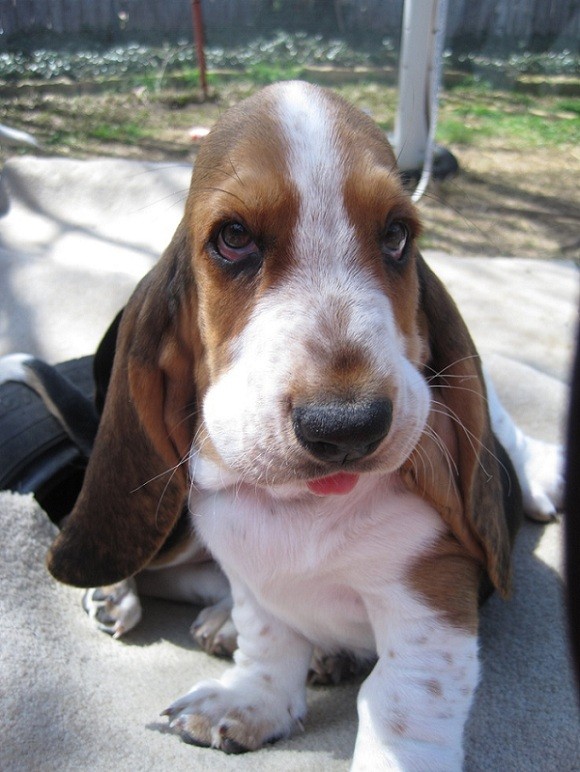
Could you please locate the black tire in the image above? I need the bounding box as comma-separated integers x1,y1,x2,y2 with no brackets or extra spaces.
0,356,95,524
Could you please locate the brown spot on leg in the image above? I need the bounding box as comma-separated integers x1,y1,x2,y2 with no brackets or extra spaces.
390,710,409,736
425,678,443,697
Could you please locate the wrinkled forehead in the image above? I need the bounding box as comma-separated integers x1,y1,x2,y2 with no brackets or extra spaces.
187,81,409,223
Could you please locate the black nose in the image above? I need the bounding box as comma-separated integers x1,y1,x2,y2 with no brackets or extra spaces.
292,399,392,464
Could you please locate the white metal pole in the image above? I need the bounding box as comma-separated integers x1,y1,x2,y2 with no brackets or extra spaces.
394,0,449,199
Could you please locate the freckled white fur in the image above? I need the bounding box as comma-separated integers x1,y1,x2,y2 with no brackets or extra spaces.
193,475,444,655
180,472,480,769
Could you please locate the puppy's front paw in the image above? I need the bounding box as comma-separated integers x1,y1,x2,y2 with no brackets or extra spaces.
191,597,237,658
82,579,142,638
163,678,304,753
519,437,564,522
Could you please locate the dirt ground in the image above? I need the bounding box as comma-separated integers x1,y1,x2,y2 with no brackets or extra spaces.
2,86,579,261
418,141,580,260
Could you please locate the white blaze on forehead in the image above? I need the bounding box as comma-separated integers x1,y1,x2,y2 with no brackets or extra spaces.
274,82,357,274
269,83,400,358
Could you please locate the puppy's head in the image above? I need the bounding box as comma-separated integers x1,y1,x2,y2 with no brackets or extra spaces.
48,82,512,594
188,81,427,492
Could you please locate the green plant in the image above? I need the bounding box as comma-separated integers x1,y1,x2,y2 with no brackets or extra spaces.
436,119,480,146
90,122,147,143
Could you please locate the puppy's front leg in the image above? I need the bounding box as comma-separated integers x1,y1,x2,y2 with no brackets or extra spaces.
164,577,313,753
352,600,479,771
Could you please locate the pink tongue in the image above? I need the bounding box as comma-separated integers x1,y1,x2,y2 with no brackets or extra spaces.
307,472,360,496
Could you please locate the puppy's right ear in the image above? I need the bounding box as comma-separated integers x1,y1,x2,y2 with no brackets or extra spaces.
402,255,517,597
48,222,201,587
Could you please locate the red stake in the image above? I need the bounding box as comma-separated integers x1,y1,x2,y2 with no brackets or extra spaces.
191,0,208,100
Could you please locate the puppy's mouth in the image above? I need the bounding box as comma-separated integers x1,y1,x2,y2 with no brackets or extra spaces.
306,471,360,496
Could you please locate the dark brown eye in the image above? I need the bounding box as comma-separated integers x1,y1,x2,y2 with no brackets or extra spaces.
216,222,259,263
381,221,409,262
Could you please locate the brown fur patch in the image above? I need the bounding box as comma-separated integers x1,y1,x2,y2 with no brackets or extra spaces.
407,533,481,634
186,91,300,380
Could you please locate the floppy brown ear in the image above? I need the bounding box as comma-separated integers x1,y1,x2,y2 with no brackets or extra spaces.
401,254,516,597
48,222,201,587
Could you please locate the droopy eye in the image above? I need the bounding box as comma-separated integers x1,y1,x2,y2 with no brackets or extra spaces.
216,222,259,263
381,221,409,262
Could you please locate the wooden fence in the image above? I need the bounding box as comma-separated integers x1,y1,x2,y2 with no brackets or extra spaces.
0,0,578,50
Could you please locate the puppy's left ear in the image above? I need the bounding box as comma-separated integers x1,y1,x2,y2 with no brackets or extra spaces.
402,254,519,596
47,222,201,587
93,308,124,414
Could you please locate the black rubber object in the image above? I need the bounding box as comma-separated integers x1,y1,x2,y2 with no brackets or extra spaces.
0,356,95,524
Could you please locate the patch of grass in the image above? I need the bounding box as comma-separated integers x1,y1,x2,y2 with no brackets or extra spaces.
246,62,303,84
439,88,580,148
453,104,498,118
507,92,535,107
137,67,204,92
174,69,203,87
89,121,148,143
44,129,79,150
500,111,579,145
4,78,577,164
557,98,580,115
436,119,488,146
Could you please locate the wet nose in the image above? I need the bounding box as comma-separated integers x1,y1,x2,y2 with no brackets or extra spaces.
292,398,392,464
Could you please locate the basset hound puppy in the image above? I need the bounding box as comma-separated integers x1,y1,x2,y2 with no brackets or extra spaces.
46,82,562,770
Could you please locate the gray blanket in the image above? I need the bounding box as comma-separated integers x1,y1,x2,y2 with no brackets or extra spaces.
1,157,579,771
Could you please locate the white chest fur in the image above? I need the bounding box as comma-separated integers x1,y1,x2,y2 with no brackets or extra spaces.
190,473,445,657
